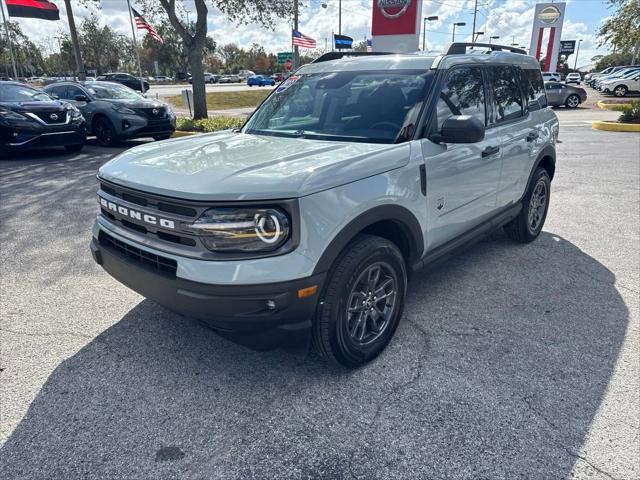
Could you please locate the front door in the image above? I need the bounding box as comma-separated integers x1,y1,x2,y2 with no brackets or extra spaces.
420,65,502,250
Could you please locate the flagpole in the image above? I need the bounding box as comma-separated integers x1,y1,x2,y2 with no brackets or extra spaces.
0,0,18,79
126,0,145,93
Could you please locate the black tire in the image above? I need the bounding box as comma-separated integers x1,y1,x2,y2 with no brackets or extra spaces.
64,143,84,153
153,135,171,141
565,94,580,108
614,85,628,97
504,167,551,243
312,234,407,368
94,117,118,147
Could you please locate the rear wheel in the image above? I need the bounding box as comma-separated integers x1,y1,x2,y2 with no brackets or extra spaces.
153,135,171,141
504,167,551,243
565,94,580,108
614,85,628,97
312,235,407,368
94,117,118,147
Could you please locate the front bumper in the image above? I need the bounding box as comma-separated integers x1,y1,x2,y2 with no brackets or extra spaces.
115,114,176,139
90,233,325,351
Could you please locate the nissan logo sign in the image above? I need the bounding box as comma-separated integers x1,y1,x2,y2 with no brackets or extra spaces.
538,5,561,24
377,0,411,19
152,108,159,115
50,113,58,121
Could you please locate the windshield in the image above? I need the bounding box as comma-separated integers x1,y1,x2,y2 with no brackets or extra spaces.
87,83,142,100
0,84,52,102
244,70,434,143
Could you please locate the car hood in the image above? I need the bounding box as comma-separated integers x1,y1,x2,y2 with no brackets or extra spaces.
104,98,167,108
0,100,68,113
98,131,410,201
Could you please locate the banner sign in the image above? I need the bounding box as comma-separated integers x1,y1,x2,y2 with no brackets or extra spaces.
371,0,423,53
529,2,566,73
560,40,576,55
334,34,353,49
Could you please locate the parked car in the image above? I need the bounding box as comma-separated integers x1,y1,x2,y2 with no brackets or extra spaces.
247,75,276,87
542,72,562,82
219,74,241,84
44,81,175,146
174,72,190,82
585,66,615,83
153,75,172,83
0,81,86,154
90,44,559,368
565,72,581,84
599,71,640,97
96,73,150,93
594,68,640,91
588,65,640,86
544,81,586,108
189,72,218,84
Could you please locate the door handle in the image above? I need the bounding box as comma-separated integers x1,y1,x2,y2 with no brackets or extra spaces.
526,132,539,142
481,146,500,158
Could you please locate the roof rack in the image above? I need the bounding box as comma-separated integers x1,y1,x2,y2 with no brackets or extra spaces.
312,51,393,63
444,42,527,55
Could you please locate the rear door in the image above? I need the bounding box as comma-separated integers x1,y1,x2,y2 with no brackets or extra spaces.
544,82,562,105
420,65,502,249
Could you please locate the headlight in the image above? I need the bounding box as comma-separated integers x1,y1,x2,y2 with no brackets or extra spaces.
188,207,290,252
166,104,175,116
66,104,83,119
0,108,26,121
113,105,136,114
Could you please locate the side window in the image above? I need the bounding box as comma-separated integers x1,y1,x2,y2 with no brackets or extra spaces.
47,85,67,99
488,66,524,124
521,68,547,110
435,66,485,132
66,86,86,100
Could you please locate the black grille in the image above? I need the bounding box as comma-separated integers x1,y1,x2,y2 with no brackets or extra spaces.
134,107,167,119
100,182,197,217
33,110,67,124
99,231,177,277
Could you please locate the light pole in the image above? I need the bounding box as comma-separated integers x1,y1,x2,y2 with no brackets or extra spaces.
422,16,439,51
489,35,500,44
473,31,484,43
573,39,583,70
452,22,466,42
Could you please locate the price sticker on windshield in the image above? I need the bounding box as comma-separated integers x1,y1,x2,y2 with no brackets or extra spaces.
276,75,300,94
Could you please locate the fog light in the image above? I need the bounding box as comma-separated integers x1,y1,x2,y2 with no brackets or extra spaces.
266,300,276,310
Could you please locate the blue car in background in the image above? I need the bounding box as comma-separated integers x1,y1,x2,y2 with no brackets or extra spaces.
247,75,276,87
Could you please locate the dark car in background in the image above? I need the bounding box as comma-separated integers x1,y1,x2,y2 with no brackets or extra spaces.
44,81,175,146
0,81,86,154
544,81,587,108
96,73,150,93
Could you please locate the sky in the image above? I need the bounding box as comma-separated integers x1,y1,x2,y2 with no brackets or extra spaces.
4,0,614,69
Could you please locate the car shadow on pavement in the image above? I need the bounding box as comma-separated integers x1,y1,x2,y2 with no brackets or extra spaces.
0,232,629,479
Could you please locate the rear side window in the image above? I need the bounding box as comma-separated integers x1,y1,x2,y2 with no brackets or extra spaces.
434,66,486,132
488,66,523,124
46,85,67,99
521,69,547,110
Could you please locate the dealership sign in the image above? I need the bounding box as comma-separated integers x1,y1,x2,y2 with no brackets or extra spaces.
371,0,422,53
529,2,566,73
560,40,576,55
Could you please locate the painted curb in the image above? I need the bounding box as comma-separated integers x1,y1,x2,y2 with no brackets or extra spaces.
596,100,631,111
171,131,199,138
591,120,640,132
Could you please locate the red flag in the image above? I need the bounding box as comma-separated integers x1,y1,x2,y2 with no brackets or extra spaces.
6,0,60,21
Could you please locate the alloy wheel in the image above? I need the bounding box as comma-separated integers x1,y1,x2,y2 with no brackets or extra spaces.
567,95,580,108
345,262,398,346
528,180,547,232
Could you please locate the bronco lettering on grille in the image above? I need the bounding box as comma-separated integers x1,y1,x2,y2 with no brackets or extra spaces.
100,197,175,229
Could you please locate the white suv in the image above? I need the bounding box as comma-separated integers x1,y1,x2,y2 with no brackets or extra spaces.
565,72,581,84
600,71,640,97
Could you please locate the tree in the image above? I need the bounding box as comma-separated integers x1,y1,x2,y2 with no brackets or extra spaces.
141,0,295,119
79,15,130,75
0,21,45,76
598,0,640,62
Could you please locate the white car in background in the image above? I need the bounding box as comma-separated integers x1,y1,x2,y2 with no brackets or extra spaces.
565,72,581,84
600,71,640,97
542,72,562,82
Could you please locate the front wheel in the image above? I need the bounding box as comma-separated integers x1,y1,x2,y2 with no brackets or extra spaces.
504,167,551,243
565,95,580,108
312,235,407,368
94,117,118,147
153,135,171,141
614,85,628,97
64,143,84,153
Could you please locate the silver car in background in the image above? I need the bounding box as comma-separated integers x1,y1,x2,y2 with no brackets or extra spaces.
544,81,587,108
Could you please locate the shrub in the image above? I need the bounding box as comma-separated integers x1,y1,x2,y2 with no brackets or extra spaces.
176,116,245,132
618,101,640,124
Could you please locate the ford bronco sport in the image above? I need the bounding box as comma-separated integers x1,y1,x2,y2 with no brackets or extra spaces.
91,43,558,368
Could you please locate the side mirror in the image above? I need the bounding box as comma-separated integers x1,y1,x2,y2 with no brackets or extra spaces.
435,115,485,144
74,95,88,102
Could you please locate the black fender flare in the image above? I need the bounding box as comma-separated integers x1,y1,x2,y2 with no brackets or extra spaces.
312,205,424,275
522,144,556,198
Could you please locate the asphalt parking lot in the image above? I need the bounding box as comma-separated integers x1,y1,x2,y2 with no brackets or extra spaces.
1,105,638,479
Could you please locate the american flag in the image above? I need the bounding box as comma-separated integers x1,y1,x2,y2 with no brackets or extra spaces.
131,7,163,43
366,39,373,52
292,29,316,49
